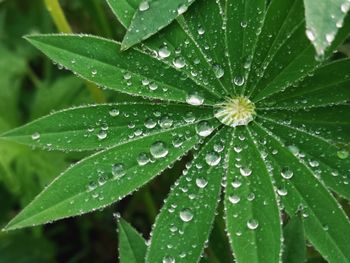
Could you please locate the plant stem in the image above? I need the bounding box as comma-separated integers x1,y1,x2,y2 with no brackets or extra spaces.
43,0,106,103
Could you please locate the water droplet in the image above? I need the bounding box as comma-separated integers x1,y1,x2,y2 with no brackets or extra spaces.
145,118,157,129
112,163,126,179
173,57,186,68
196,178,208,188
234,75,245,86
31,132,40,140
159,116,173,129
137,152,151,166
213,64,224,79
337,149,349,159
240,167,252,177
306,28,316,42
197,27,205,35
196,121,214,137
177,4,188,15
205,152,221,166
247,219,259,230
180,208,193,222
158,45,171,58
163,256,175,263
109,109,120,117
281,167,293,179
139,1,149,11
97,130,107,140
228,195,240,204
186,92,204,106
150,141,169,159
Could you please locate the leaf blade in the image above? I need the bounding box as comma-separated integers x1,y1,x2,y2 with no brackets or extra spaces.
283,215,306,263
146,127,229,263
118,218,147,263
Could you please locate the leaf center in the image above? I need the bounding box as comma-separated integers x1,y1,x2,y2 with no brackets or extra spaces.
214,96,256,127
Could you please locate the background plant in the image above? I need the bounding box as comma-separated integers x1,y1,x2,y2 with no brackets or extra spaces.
0,0,350,262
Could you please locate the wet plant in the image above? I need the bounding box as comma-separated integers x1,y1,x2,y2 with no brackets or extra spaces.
2,0,350,262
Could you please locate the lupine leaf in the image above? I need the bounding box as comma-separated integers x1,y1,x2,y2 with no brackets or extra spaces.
259,106,350,144
257,115,350,200
0,103,213,151
121,0,196,50
4,122,215,230
251,122,350,263
283,215,306,263
25,34,218,105
118,218,147,263
225,127,281,263
108,0,232,99
225,0,266,95
303,0,350,56
146,127,228,263
259,59,350,109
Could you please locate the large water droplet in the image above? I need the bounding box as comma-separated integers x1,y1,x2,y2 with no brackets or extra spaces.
196,121,214,137
213,64,224,79
228,195,240,204
112,163,126,179
281,167,293,179
163,256,176,263
205,152,221,166
196,178,208,188
150,141,169,159
186,92,204,106
240,167,252,177
158,46,171,58
180,208,193,222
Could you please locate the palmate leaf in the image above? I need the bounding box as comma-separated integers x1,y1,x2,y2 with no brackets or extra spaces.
3,0,350,262
4,121,218,230
224,127,281,263
1,103,213,151
251,123,350,263
303,0,350,56
146,127,229,263
118,218,147,263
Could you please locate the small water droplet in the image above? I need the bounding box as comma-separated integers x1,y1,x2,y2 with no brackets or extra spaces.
137,152,151,166
337,149,349,159
196,178,208,188
281,167,293,179
177,4,188,15
186,92,204,106
109,109,120,117
31,132,40,140
247,219,259,230
213,64,224,79
139,1,149,11
240,167,252,177
228,195,240,204
234,75,245,86
163,256,175,263
158,45,171,58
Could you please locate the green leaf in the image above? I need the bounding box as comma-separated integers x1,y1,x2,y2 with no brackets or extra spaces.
1,103,213,151
251,122,350,263
259,105,350,145
146,127,229,263
4,122,214,230
283,215,306,263
118,218,147,263
120,0,196,50
257,115,350,200
25,34,219,104
108,0,230,99
225,0,266,95
259,59,350,109
225,127,281,263
106,0,139,28
303,0,350,56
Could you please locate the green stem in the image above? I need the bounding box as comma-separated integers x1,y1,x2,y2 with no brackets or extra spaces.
43,0,106,103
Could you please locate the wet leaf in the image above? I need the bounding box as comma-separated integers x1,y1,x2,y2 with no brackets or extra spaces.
283,215,306,263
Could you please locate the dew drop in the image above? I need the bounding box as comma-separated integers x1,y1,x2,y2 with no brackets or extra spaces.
196,121,214,137
240,167,252,177
234,75,245,86
247,219,259,230
150,141,169,159
97,130,107,140
186,92,204,106
228,195,240,204
213,64,225,79
337,149,349,159
137,152,151,166
158,46,171,58
205,152,221,166
112,163,126,179
306,28,316,42
281,167,293,179
163,256,175,263
173,57,186,68
109,109,120,117
180,208,193,222
139,1,149,11
196,178,208,188
177,4,188,15
31,132,40,140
